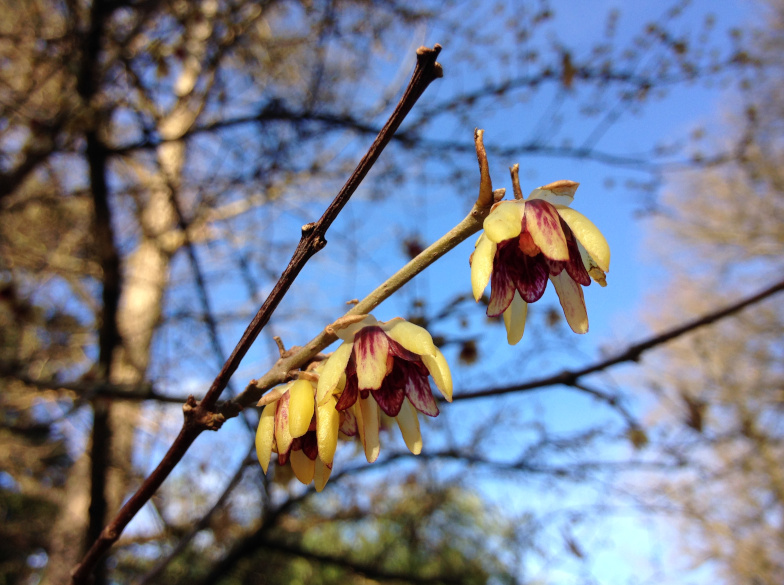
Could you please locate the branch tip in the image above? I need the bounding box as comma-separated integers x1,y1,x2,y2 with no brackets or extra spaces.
474,129,493,207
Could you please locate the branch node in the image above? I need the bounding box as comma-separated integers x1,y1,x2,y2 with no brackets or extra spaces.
184,396,226,431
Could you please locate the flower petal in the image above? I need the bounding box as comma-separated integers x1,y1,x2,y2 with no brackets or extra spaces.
339,403,358,436
382,319,437,357
290,448,315,485
555,206,610,272
335,372,358,411
358,395,380,463
314,457,332,492
512,248,549,303
354,326,390,390
317,342,353,405
421,348,452,402
550,271,588,334
487,242,516,317
333,314,379,342
274,392,294,456
525,199,569,261
577,241,608,287
527,180,579,206
404,365,439,417
372,368,406,416
471,234,497,301
316,396,340,465
483,200,525,243
288,379,315,438
396,398,422,455
255,401,277,473
502,291,528,345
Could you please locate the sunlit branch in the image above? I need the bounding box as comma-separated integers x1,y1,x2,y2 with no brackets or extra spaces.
229,198,491,413
137,447,256,585
69,44,444,585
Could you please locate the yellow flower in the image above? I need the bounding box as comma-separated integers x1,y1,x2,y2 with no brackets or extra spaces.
316,315,452,463
255,375,339,492
471,180,610,344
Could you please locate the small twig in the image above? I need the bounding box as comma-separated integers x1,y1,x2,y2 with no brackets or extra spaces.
474,129,494,207
135,448,255,585
69,44,444,585
231,199,491,412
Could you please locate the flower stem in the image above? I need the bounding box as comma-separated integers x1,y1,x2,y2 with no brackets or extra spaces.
230,203,491,412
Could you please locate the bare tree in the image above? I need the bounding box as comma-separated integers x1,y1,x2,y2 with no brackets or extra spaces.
0,1,775,584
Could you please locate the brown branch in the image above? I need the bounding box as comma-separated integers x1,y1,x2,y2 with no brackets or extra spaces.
136,448,255,585
237,538,469,585
69,43,443,585
453,278,784,401
77,3,120,584
3,373,188,405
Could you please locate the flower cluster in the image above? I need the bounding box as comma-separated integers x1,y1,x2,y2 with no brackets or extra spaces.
256,137,610,487
257,315,452,489
471,180,610,344
255,373,338,492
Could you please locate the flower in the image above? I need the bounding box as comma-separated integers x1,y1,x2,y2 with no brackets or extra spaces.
255,374,340,492
471,180,610,344
316,315,452,463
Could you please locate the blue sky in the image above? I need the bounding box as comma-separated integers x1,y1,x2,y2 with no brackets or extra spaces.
120,1,764,582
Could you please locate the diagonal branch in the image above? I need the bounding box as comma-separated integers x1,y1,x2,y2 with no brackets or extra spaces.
453,277,784,401
69,43,444,585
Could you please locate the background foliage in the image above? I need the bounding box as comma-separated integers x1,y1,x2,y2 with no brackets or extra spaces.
1,0,781,584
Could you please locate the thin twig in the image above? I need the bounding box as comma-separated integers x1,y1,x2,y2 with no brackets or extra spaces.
453,278,784,401
136,448,255,585
69,44,444,585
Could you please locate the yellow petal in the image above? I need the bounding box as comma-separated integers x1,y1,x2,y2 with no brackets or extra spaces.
359,395,380,463
288,379,315,438
471,234,496,301
355,327,389,390
274,392,293,456
354,402,365,444
555,206,610,272
525,200,568,261
483,200,525,243
577,241,608,287
527,180,579,206
314,458,332,492
290,449,315,485
316,396,340,466
421,348,452,402
255,401,277,474
317,342,353,405
334,314,379,342
550,271,588,334
502,292,528,345
382,318,437,357
396,398,422,455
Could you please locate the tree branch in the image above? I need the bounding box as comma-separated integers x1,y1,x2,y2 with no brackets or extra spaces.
69,43,444,585
453,278,784,401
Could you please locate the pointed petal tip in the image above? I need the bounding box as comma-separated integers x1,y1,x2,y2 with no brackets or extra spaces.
503,292,528,345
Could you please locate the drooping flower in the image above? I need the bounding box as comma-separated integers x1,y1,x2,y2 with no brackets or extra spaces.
255,374,341,492
471,180,610,344
316,315,452,463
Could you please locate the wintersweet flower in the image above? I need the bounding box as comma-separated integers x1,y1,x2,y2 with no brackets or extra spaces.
471,180,610,344
255,374,340,492
316,315,452,463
